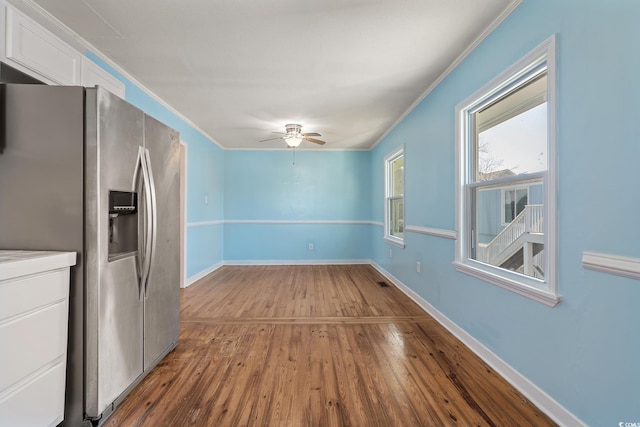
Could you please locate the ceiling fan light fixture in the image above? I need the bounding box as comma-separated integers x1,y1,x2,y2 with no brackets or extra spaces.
259,123,325,146
284,135,303,147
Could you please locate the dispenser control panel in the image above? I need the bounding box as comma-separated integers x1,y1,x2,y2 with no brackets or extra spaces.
108,190,138,260
109,191,137,215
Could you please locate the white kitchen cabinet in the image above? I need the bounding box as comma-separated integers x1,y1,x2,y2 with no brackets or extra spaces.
3,3,126,98
4,4,82,85
81,57,126,99
0,251,76,427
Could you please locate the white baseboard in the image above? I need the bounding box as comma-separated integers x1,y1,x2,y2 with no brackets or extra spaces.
186,259,370,285
223,259,371,266
369,262,585,427
186,262,223,287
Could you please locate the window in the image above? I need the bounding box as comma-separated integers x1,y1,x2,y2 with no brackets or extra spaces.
502,186,529,225
454,36,559,306
385,147,404,246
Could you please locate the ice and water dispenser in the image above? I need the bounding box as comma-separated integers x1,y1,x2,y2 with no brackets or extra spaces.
108,190,138,260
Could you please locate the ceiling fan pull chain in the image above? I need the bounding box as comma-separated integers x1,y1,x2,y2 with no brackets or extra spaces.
292,147,296,165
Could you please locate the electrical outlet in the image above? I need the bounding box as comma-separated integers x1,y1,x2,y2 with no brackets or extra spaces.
308,243,314,251
389,249,393,258
416,261,421,273
204,195,209,204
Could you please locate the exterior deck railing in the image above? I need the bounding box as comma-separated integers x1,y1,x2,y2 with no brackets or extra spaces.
477,204,544,265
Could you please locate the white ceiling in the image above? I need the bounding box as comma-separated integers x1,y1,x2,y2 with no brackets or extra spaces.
29,0,516,150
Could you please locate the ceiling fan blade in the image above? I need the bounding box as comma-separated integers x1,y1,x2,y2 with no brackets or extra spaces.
259,137,283,142
304,137,326,145
271,131,286,135
302,132,321,137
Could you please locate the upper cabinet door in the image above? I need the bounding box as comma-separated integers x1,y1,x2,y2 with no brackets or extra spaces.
81,57,126,99
5,5,81,85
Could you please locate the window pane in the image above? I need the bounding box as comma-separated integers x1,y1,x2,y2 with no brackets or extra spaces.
469,71,547,280
515,188,528,216
503,188,528,224
390,198,404,238
475,73,548,182
474,184,544,280
391,156,404,197
504,189,515,223
385,149,404,244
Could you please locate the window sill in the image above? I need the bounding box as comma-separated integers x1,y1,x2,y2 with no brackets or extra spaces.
384,236,405,249
453,260,560,307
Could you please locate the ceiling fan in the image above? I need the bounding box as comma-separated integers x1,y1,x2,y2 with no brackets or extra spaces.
260,124,326,147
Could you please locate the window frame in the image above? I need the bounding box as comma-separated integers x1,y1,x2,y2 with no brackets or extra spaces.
384,146,405,247
454,35,559,306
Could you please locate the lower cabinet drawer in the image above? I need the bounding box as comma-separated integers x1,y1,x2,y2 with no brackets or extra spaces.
0,269,69,322
0,361,66,427
0,302,68,394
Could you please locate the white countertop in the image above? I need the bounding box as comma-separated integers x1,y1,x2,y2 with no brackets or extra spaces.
0,251,77,281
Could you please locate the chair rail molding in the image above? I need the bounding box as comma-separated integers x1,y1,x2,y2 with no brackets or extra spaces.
405,225,457,240
223,219,377,225
582,251,640,280
187,220,224,227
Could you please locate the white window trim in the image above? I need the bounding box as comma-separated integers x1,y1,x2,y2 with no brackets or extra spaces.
454,35,559,307
384,146,405,248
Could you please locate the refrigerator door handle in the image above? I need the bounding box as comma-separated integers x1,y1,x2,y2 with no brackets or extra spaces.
132,149,142,286
132,148,144,298
133,146,153,301
142,148,158,298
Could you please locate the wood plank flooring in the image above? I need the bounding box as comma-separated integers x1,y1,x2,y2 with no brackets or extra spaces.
103,265,556,426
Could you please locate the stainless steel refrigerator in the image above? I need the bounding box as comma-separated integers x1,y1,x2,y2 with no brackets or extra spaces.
0,82,180,426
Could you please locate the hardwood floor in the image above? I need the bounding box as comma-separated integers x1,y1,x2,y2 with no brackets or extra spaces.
103,265,556,426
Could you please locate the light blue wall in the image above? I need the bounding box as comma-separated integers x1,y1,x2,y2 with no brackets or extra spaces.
223,150,372,261
86,52,225,279
184,138,224,277
371,1,640,425
224,223,371,262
